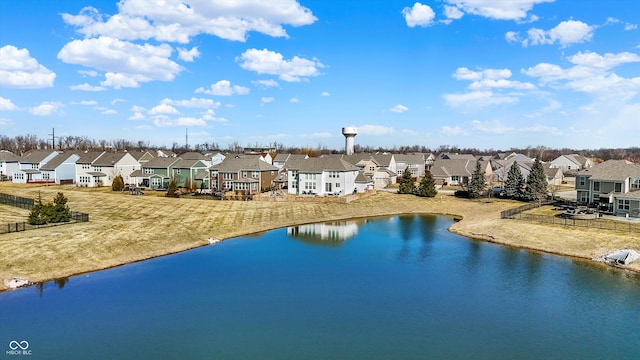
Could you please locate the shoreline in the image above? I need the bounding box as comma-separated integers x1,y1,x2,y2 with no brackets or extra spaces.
1,184,639,292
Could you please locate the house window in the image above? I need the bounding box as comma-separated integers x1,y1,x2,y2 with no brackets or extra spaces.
31,164,38,169
618,199,630,211
251,183,257,191
223,173,233,180
82,164,90,170
242,171,248,178
579,177,585,186
43,173,50,180
176,169,181,175
94,166,102,172
632,178,640,190
223,181,232,189
252,171,259,178
325,183,332,192
615,183,622,193
593,182,600,192
369,166,375,172
304,182,316,190
336,183,340,188
451,176,460,183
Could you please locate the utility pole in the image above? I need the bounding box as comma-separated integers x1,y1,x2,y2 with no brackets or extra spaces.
48,128,56,150
185,128,189,150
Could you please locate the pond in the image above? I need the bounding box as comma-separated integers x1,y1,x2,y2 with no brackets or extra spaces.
1,215,639,359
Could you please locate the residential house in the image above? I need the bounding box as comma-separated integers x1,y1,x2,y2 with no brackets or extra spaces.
170,158,209,188
492,160,563,186
394,154,424,178
372,168,397,189
371,153,397,175
207,152,226,166
575,160,640,217
126,150,154,165
285,157,361,196
12,150,59,184
40,152,80,184
131,157,181,189
431,158,493,187
273,153,308,170
0,151,20,181
75,151,106,187
549,154,594,173
91,152,141,186
437,153,476,161
210,156,279,195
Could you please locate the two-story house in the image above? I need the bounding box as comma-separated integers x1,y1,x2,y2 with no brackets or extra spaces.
209,156,279,195
286,157,361,196
550,154,594,173
39,152,80,184
131,157,181,189
12,150,60,184
91,152,141,187
575,160,640,217
170,159,209,188
75,151,106,187
394,154,424,178
0,151,20,181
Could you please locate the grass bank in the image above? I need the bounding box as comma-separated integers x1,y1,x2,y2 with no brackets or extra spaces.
1,182,639,291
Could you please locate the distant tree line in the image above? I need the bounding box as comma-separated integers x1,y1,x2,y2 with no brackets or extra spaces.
1,134,638,162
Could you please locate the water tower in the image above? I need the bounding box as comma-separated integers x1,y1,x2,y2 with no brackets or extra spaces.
342,127,358,155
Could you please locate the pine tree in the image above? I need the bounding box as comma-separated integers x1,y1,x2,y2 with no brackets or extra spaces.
525,158,548,203
504,161,525,199
398,168,416,194
167,179,179,197
50,192,71,223
27,192,47,225
468,160,486,199
417,170,438,197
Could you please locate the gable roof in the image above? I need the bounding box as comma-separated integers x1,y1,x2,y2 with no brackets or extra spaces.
179,152,206,160
144,156,181,168
285,157,359,173
40,152,78,170
576,160,640,181
173,159,208,169
0,151,20,162
21,150,58,163
76,151,105,164
393,154,423,164
211,157,278,172
93,152,133,166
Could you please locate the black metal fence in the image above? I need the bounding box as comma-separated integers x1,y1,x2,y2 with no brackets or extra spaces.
0,192,89,234
507,212,640,234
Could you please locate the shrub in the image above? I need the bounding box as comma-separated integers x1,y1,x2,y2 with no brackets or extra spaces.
112,175,125,191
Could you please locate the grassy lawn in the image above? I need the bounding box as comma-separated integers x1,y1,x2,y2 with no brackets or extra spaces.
1,182,639,291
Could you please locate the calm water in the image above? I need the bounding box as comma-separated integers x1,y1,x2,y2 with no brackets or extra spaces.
1,215,639,359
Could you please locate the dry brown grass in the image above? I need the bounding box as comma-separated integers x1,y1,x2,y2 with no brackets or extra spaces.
1,182,639,291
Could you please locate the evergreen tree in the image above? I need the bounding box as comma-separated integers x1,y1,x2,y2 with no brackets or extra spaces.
468,160,486,199
27,192,47,225
525,158,548,203
112,175,125,191
504,161,525,199
167,179,179,197
398,168,416,194
50,192,71,223
417,170,438,197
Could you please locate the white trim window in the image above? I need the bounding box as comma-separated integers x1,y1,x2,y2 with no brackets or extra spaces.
618,199,630,211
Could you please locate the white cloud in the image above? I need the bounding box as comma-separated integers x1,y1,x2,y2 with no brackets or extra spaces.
70,83,107,91
78,69,99,77
322,92,330,97
252,79,279,88
440,125,468,136
237,48,323,82
129,112,145,120
625,23,638,31
444,0,553,21
0,97,18,111
521,20,594,47
29,102,64,116
177,46,200,62
131,105,146,112
505,31,519,43
101,109,118,115
261,97,275,105
444,5,464,20
161,97,220,109
195,80,250,96
453,67,536,90
154,117,206,127
390,104,409,113
61,0,317,43
76,100,98,106
470,120,514,134
110,98,126,105
0,45,56,88
58,36,183,88
522,51,640,96
289,98,299,103
443,91,518,109
148,103,179,115
402,2,436,28
358,124,394,136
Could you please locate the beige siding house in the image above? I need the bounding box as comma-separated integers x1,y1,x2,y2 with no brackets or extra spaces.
575,160,640,217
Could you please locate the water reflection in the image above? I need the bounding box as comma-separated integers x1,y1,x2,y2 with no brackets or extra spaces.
287,220,362,246
35,277,70,297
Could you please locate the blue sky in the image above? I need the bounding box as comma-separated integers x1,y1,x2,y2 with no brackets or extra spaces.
1,0,639,151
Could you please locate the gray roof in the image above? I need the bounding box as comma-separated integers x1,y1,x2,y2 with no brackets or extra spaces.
144,157,181,168
173,159,207,169
93,152,131,166
0,151,20,162
21,150,58,163
355,172,372,183
285,157,359,173
76,151,105,164
393,153,423,164
211,157,278,172
40,153,78,170
576,160,640,181
430,158,489,178
179,152,206,160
